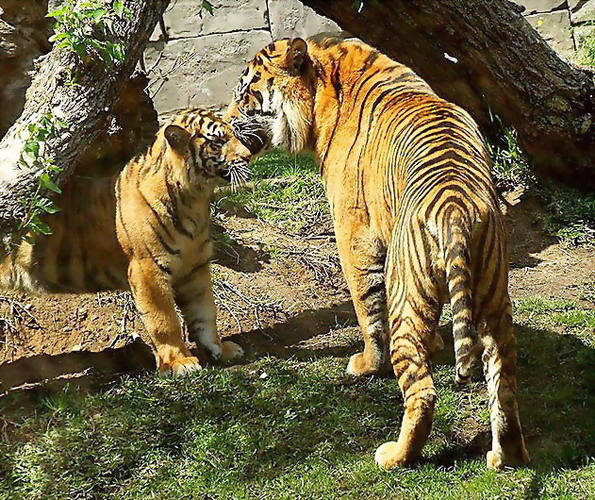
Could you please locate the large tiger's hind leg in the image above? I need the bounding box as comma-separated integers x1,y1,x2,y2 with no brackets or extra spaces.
334,220,390,377
375,236,441,468
480,297,529,470
128,258,201,376
175,262,243,363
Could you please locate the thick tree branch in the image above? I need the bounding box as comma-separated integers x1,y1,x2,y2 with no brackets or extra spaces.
302,0,595,190
0,0,170,237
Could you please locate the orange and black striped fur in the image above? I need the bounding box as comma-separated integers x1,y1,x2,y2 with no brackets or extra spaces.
227,38,529,470
1,109,251,376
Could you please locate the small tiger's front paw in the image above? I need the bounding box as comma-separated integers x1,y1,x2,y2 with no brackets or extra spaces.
159,356,203,377
220,341,244,362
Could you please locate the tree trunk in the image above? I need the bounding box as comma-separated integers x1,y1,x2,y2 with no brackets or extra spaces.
0,0,53,138
73,72,159,179
301,0,595,190
0,0,170,238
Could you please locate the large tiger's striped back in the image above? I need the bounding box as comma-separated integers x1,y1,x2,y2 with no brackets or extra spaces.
227,37,529,470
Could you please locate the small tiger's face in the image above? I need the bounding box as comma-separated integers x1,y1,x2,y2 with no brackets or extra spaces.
164,110,252,186
226,38,315,154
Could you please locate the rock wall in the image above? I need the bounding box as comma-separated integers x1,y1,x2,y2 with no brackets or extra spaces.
146,0,594,115
517,0,595,56
144,0,344,114
1,1,592,122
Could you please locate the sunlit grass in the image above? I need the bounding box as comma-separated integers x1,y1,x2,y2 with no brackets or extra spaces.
219,150,327,234
0,296,593,499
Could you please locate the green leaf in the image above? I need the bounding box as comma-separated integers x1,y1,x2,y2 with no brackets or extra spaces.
55,40,73,50
55,118,68,129
23,141,40,157
35,129,49,141
72,41,88,58
112,44,125,62
30,219,52,236
46,6,68,19
36,198,61,214
113,0,124,15
101,46,114,67
49,32,69,42
39,173,62,194
88,7,107,23
201,0,214,15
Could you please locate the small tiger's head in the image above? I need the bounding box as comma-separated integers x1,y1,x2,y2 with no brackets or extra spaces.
226,38,316,155
164,110,252,187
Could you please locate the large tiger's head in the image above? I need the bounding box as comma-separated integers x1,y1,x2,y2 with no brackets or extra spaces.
226,38,316,155
163,109,252,187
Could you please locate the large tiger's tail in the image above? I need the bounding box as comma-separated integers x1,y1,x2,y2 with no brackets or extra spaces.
443,206,481,385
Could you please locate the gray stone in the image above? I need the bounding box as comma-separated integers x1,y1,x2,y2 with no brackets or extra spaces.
268,0,343,39
514,0,567,14
145,30,272,114
152,0,268,40
570,0,595,23
569,0,590,11
526,10,575,56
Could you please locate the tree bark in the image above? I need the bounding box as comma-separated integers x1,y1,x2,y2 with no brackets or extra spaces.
0,0,170,238
301,0,595,190
0,0,53,138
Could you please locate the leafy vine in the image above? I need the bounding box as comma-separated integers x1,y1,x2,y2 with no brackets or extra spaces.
17,113,67,242
14,1,131,242
47,0,130,67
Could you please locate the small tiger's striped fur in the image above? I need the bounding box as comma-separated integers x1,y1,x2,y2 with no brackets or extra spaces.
1,109,251,376
227,38,529,470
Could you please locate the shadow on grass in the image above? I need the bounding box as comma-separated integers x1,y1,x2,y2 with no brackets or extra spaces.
0,302,592,497
224,311,595,473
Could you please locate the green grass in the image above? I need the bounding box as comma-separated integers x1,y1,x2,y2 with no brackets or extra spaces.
575,29,595,68
486,119,535,191
487,113,595,248
237,144,594,248
538,185,595,247
220,150,327,234
1,296,593,499
514,296,595,347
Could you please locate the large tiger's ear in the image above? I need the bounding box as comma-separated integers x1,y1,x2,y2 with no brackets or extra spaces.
284,38,309,75
164,124,191,151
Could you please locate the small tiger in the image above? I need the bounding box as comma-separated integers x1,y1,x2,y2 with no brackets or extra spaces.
227,38,529,470
1,109,251,376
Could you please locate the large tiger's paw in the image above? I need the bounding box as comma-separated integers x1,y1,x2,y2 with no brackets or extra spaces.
220,341,244,362
347,352,391,377
159,356,203,377
375,441,409,469
486,450,504,471
487,445,530,470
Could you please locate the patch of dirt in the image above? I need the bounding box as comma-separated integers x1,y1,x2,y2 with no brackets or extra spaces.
1,190,593,391
505,189,594,306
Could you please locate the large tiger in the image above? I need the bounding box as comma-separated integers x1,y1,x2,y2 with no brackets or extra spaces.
227,38,529,470
1,109,251,376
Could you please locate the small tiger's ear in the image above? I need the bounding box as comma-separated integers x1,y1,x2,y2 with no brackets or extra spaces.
164,124,191,151
284,38,309,75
